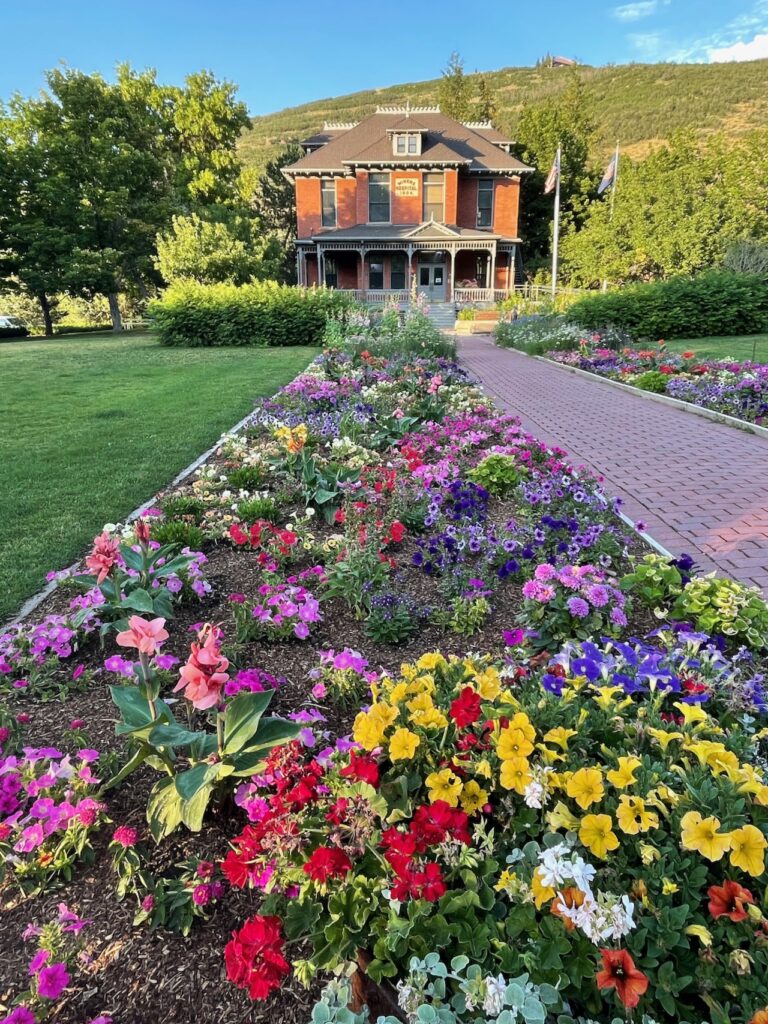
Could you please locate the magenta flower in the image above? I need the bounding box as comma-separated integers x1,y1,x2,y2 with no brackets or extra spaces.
2,1007,36,1024
112,825,138,848
37,962,70,999
28,948,49,975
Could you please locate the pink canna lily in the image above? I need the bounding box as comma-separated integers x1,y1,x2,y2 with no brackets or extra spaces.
115,616,169,656
85,532,120,584
174,623,230,710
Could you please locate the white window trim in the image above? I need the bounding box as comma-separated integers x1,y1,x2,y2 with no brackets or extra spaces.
321,177,337,228
367,171,392,224
476,178,495,229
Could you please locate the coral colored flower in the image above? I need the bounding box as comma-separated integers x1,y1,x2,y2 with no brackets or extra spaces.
748,1010,768,1024
173,623,230,710
708,880,754,921
85,532,120,584
37,962,70,999
449,687,482,728
303,846,352,883
115,616,169,656
680,811,731,862
224,914,289,1000
596,948,649,1008
112,825,138,848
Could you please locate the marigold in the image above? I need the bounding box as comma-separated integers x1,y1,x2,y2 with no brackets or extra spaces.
728,824,767,877
680,811,732,862
567,767,604,810
579,813,619,859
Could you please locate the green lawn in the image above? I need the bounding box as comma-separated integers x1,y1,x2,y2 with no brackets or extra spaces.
0,332,317,621
661,334,768,362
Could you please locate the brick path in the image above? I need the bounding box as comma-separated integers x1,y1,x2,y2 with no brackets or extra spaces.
459,334,768,593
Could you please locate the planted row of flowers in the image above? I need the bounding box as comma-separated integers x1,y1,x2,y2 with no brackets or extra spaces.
1,313,768,1024
547,339,768,425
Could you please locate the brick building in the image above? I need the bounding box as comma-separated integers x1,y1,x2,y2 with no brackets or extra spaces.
283,106,533,305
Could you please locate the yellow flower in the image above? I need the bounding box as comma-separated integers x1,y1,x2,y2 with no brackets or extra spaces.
531,867,556,909
647,727,684,751
494,869,517,893
407,692,433,714
352,712,385,751
607,756,642,789
546,801,581,832
426,768,463,807
673,701,709,727
497,727,534,761
388,728,420,762
616,795,659,835
592,685,631,711
685,924,713,947
728,824,767,877
499,757,532,795
508,712,536,743
475,667,502,700
566,767,605,810
639,842,660,866
412,707,449,730
662,878,679,895
680,811,732,862
460,780,489,814
543,726,577,750
388,682,409,705
416,652,445,671
475,758,493,780
579,813,619,859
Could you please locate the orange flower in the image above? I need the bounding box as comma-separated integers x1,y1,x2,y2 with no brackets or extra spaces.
550,887,585,931
708,880,754,922
596,948,649,1009
748,1010,768,1024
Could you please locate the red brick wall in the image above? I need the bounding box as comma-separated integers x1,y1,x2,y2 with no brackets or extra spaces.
444,170,458,225
455,251,477,284
391,170,422,223
493,177,520,237
495,253,512,289
296,178,322,239
457,177,478,229
337,256,358,289
336,178,357,229
355,170,369,223
305,254,319,286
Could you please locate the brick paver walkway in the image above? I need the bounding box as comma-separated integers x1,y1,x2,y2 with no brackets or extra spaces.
459,334,768,593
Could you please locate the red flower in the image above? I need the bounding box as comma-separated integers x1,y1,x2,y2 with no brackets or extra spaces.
224,914,290,1000
449,687,482,729
303,846,352,883
229,523,249,546
340,751,380,787
388,521,406,544
391,860,446,902
708,880,754,922
596,949,649,1009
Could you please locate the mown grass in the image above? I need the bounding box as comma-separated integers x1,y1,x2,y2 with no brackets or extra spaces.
0,332,317,621
661,335,768,362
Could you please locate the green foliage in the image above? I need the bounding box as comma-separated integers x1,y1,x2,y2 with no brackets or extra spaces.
567,271,768,340
161,495,208,524
468,454,525,497
236,496,279,522
227,464,266,489
151,520,205,550
494,316,585,355
671,575,768,651
434,595,491,636
150,280,354,347
155,212,284,285
438,53,474,123
323,544,390,618
620,554,683,609
633,369,668,393
251,142,305,283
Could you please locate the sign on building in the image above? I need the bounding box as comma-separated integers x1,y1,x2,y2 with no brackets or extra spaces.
394,177,419,197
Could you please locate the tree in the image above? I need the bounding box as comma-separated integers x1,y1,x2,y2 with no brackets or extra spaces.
474,74,497,125
251,143,304,282
438,53,473,122
512,74,599,269
155,212,283,285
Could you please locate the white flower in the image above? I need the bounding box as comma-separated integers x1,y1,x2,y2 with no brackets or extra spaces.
482,975,507,1016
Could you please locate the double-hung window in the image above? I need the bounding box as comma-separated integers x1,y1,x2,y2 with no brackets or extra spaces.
423,173,444,221
390,253,406,290
368,173,391,223
324,256,338,288
477,179,494,228
321,178,336,228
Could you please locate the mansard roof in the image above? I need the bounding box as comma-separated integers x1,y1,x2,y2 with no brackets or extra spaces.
286,107,533,175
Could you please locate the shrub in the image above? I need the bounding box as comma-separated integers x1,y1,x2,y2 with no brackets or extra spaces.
152,520,205,550
236,496,279,522
468,453,525,497
634,369,669,393
567,271,768,340
149,281,354,347
620,554,683,608
494,315,585,355
227,465,266,490
161,495,208,524
671,575,768,650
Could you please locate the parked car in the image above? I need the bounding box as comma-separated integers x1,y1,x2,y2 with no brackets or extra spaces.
0,315,30,338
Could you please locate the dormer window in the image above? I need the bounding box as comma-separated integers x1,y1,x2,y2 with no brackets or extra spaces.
392,133,422,157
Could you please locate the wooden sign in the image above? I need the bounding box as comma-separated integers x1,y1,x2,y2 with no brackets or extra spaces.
395,177,419,197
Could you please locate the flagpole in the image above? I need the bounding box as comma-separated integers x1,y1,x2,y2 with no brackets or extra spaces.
609,141,620,223
551,144,561,300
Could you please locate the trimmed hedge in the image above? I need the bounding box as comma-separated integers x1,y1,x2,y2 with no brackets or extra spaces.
149,281,354,347
567,271,768,340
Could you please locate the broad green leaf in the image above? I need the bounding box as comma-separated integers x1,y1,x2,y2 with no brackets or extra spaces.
222,690,274,753
149,721,204,748
174,761,216,801
120,588,155,613
147,777,184,842
180,783,214,832
120,546,146,571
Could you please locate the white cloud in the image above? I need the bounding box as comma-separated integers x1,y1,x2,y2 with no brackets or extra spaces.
613,1,660,21
709,30,768,60
662,0,768,62
628,31,665,56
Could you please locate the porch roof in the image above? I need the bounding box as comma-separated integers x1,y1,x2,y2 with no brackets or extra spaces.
303,223,520,245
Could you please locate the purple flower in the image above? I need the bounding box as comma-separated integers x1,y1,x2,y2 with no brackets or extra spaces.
28,949,49,975
154,654,180,671
567,596,590,619
192,883,210,906
585,584,610,607
37,962,70,999
2,1008,37,1024
104,655,134,677
502,628,525,647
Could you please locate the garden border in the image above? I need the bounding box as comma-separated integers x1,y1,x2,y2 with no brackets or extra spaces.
6,409,257,628
530,353,768,440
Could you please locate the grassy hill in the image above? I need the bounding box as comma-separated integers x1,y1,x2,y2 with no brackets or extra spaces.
239,60,768,170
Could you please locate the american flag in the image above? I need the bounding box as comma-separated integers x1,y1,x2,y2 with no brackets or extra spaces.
598,151,617,195
544,150,560,194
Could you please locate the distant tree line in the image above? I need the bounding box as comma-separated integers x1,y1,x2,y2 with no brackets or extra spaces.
0,65,299,334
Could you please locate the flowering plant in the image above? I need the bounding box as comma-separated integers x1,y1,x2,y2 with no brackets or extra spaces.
230,568,324,642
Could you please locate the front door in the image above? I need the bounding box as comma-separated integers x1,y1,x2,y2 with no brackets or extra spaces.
418,263,446,301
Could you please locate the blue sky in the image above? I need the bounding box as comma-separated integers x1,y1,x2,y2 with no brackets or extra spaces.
2,0,767,115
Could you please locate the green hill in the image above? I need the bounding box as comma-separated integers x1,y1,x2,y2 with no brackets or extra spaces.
239,60,768,170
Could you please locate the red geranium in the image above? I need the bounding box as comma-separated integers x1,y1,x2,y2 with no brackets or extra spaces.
340,750,380,787
388,521,406,544
708,880,754,922
596,949,649,1008
303,845,352,883
449,687,482,728
391,860,446,902
224,914,290,1000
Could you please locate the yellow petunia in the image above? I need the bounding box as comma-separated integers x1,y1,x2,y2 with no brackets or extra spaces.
407,692,433,714
616,795,659,835
388,728,420,762
497,727,534,761
680,811,732,862
508,712,536,743
592,685,632,711
566,767,605,810
546,801,581,832
416,652,445,671
686,924,713,947
388,682,409,705
460,780,489,814
412,707,449,730
494,868,517,893
352,711,386,751
475,758,493,780
647,727,684,751
499,757,532,795
607,756,642,790
474,667,502,700
531,867,556,909
543,726,577,750
662,878,679,895
728,824,767,877
639,842,660,866
579,813,620,859
673,701,709,727
426,768,463,807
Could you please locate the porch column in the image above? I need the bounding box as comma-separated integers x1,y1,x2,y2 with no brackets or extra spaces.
318,248,325,288
449,247,456,303
406,244,414,293
489,245,497,299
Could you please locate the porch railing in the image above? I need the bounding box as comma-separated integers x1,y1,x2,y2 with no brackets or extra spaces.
454,288,507,304
337,289,410,303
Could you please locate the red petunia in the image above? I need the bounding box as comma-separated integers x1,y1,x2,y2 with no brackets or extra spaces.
449,687,482,729
303,845,352,883
388,521,406,544
708,880,754,922
340,751,380,788
596,949,649,1009
224,914,290,1000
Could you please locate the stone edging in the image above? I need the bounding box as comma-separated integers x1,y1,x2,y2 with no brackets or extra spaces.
529,353,768,440
7,409,257,628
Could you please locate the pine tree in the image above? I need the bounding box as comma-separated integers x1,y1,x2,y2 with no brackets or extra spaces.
438,53,473,122
475,74,497,124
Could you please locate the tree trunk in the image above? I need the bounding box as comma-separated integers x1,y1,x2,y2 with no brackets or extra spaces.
39,293,53,337
108,292,123,333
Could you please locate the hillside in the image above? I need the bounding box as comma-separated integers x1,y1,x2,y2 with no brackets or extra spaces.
239,59,768,170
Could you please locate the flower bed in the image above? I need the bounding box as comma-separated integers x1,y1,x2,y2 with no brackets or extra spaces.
548,340,768,425
1,321,767,1024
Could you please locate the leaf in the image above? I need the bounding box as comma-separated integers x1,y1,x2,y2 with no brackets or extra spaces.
147,777,184,842
222,690,274,753
120,546,146,571
175,762,217,801
152,554,195,579
149,721,204,748
120,588,155,613
111,685,155,730
180,783,214,832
